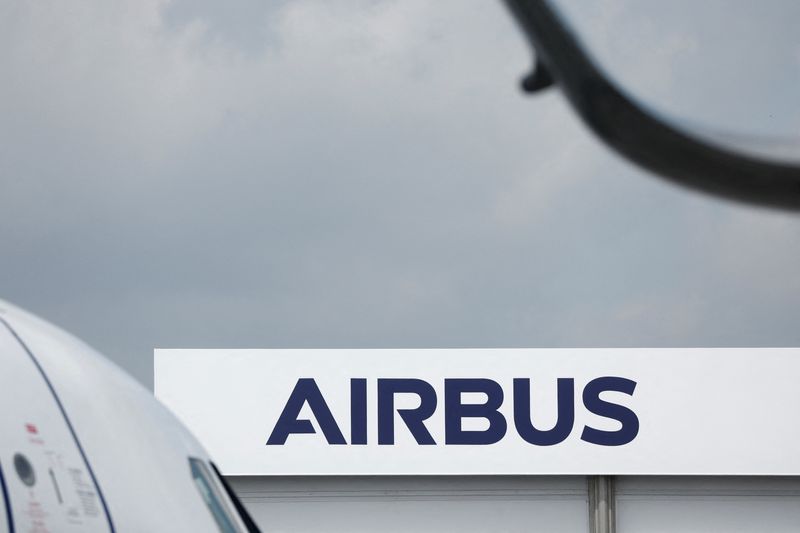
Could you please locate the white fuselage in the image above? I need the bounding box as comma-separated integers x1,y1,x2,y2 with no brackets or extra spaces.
0,300,250,532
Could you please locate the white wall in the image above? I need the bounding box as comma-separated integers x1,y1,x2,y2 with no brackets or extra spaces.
229,476,588,532
228,475,800,533
616,477,800,533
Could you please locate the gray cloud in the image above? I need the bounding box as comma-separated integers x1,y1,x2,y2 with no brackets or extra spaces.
2,0,799,388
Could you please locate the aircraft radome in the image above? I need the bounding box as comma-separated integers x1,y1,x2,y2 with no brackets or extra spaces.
0,299,260,532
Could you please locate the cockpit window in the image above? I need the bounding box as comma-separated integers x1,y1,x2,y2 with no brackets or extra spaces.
189,458,241,533
210,462,262,533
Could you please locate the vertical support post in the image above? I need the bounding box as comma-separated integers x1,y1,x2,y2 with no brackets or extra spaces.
588,475,615,533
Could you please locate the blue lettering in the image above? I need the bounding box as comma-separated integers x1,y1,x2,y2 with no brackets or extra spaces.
378,378,437,445
580,376,639,446
266,378,346,445
350,378,368,445
513,378,575,446
445,378,507,445
267,376,638,447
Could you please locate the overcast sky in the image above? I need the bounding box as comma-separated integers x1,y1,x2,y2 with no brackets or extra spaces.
2,0,799,388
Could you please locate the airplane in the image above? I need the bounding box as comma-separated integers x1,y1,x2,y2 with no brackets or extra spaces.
2,2,797,532
0,300,260,532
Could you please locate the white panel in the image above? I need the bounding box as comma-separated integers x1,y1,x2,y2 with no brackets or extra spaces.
0,322,111,532
155,348,800,475
617,477,800,533
229,476,588,533
1,302,250,533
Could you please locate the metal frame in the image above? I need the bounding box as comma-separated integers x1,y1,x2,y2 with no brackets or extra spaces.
588,476,615,533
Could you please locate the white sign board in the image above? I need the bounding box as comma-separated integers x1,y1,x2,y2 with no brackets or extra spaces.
155,348,800,475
